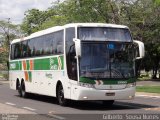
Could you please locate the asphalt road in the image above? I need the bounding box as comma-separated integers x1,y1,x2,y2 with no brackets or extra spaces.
0,82,160,120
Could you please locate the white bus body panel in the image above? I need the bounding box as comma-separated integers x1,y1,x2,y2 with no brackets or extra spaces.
9,69,71,99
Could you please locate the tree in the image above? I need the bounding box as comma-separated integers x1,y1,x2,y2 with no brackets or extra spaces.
0,20,21,70
21,0,127,34
20,0,160,79
21,8,57,35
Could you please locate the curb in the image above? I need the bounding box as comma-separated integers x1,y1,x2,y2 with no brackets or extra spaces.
136,92,160,97
0,80,9,84
137,85,160,86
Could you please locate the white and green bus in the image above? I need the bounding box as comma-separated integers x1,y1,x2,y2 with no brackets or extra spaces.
9,23,144,106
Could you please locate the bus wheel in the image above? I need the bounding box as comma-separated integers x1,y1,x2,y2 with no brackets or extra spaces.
17,81,22,97
57,84,67,106
20,81,28,98
102,100,114,107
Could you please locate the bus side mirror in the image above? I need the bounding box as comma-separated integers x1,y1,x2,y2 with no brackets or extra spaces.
73,38,81,58
133,40,145,59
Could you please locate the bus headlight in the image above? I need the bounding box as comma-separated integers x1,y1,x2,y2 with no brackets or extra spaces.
126,82,136,88
78,82,95,88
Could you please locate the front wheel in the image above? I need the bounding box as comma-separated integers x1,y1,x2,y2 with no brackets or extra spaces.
57,84,68,106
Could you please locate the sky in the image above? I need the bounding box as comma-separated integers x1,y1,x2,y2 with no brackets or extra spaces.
0,0,56,24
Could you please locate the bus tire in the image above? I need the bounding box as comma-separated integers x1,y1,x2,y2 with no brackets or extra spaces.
20,81,28,98
102,100,114,107
16,80,21,96
57,84,68,106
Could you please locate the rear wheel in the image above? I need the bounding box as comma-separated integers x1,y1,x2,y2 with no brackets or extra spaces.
57,84,68,106
17,81,21,96
20,81,28,98
102,100,114,107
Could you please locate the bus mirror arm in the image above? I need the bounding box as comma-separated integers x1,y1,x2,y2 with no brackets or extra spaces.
133,40,145,60
73,38,81,58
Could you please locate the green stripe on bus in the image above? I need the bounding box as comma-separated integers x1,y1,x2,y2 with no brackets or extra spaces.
9,55,64,71
19,61,22,70
59,56,64,69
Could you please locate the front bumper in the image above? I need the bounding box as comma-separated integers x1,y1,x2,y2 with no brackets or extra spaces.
71,86,135,100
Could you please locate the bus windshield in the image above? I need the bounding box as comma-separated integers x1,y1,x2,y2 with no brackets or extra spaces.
78,27,132,42
80,42,134,79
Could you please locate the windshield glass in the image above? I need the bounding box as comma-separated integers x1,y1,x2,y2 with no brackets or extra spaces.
78,27,132,42
80,42,134,79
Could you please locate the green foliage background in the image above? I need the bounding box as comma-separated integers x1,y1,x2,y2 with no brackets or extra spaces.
1,0,160,79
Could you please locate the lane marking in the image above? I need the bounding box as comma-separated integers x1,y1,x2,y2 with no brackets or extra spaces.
49,111,56,114
5,102,16,106
23,107,36,111
48,111,65,120
48,114,65,120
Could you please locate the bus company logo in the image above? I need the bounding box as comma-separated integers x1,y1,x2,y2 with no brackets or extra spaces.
50,64,58,70
50,57,62,70
50,58,54,65
10,63,16,69
57,56,62,70
95,80,103,85
118,81,127,84
50,58,58,70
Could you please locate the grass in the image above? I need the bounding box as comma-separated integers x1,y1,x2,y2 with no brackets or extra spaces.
136,86,160,93
0,73,8,80
137,75,151,81
0,73,3,78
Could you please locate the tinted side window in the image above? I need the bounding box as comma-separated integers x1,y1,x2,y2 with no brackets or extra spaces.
34,37,44,56
21,41,29,58
65,27,77,81
28,39,36,57
10,44,15,60
44,33,53,55
66,28,75,54
54,30,64,54
11,30,64,59
14,43,21,59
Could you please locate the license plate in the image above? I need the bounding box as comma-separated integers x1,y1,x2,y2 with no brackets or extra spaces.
105,92,115,96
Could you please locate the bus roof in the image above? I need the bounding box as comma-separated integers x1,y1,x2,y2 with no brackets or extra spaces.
64,23,128,29
11,23,129,44
11,26,63,44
